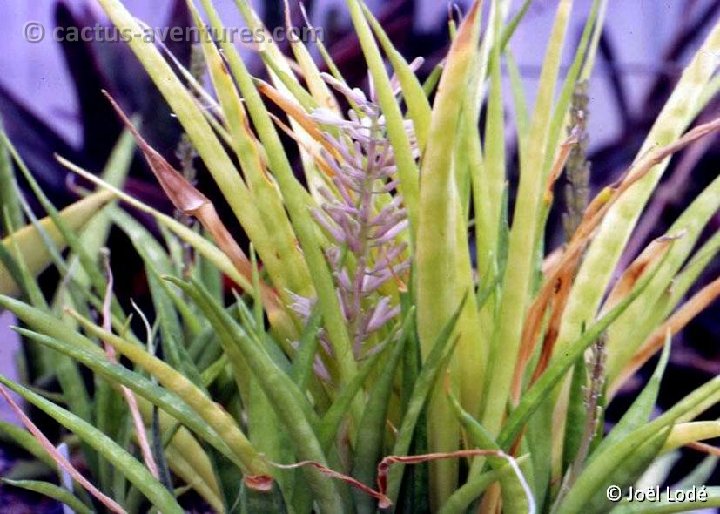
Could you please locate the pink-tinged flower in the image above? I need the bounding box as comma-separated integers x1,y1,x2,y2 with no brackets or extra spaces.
289,74,413,358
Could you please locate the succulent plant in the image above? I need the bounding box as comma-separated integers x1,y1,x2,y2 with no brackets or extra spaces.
0,0,719,513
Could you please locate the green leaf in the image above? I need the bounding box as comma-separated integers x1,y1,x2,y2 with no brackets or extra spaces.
543,0,604,177
1,479,93,514
447,393,534,514
562,358,589,471
318,348,386,449
345,0,420,235
0,123,23,234
438,460,530,514
556,428,670,514
170,278,345,514
0,295,99,353
0,421,55,470
478,0,508,273
69,311,271,478
360,1,432,151
352,316,410,513
15,328,248,472
0,375,185,514
290,308,323,391
572,374,720,514
413,2,483,505
386,296,467,504
506,49,529,151
593,339,671,458
483,0,575,443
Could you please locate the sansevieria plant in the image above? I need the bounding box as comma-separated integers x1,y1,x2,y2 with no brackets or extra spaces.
1,0,719,512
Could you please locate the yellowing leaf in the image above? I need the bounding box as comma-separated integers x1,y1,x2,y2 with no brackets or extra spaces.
0,191,114,297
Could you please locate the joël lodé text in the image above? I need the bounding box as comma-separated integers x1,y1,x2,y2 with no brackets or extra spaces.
621,485,708,503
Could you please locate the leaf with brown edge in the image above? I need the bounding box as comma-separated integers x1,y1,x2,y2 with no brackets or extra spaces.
509,131,582,397
612,277,720,394
543,145,686,306
544,129,580,205
528,265,575,386
255,79,341,160
513,238,587,402
603,233,683,314
267,112,337,180
102,92,284,318
515,117,720,386
561,117,720,264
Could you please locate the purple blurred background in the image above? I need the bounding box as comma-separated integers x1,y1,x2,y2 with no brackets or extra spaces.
1,1,711,147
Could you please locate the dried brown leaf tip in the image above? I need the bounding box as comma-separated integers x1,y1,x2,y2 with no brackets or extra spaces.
102,91,282,310
102,91,210,216
452,0,482,49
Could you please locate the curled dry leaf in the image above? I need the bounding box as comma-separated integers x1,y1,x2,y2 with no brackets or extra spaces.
243,474,275,492
271,448,532,512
